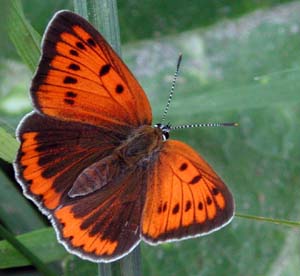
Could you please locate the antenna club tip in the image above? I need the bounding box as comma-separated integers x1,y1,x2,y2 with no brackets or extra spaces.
176,54,183,69
221,122,239,127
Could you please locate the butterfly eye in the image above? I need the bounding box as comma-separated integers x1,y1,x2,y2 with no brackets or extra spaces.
154,123,170,141
162,131,169,141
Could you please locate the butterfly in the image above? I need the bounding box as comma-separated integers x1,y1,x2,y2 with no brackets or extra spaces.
14,10,234,263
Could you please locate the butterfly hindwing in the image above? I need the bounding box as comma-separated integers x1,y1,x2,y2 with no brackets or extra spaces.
141,140,234,243
32,10,152,128
53,166,147,262
14,112,130,212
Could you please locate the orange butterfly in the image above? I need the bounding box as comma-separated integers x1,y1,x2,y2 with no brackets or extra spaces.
14,10,234,262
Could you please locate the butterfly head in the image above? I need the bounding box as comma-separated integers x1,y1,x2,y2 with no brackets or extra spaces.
154,123,171,141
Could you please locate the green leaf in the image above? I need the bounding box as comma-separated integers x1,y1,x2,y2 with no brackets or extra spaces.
88,0,121,54
0,170,45,233
63,255,98,276
73,0,88,18
0,126,18,163
0,227,67,269
0,225,57,276
7,0,41,72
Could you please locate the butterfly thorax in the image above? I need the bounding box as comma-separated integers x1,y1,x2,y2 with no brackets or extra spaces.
115,125,164,166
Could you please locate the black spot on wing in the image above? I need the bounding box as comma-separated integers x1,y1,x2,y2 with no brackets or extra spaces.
189,175,202,185
198,202,203,210
179,163,188,171
69,63,80,71
207,197,212,205
76,41,85,50
172,203,180,214
87,38,96,47
64,99,75,105
185,200,191,212
99,64,111,76
212,188,219,195
64,76,77,84
115,84,124,94
65,91,77,98
163,202,167,212
70,49,79,56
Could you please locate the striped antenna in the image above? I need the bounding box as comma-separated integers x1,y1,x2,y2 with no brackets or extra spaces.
161,53,182,123
170,122,238,130
160,54,238,129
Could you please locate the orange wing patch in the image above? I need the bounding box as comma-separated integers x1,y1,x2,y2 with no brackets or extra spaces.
32,11,152,128
142,140,234,243
55,205,118,256
18,132,60,209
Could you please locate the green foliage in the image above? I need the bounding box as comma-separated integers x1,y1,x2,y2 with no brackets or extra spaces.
0,127,19,163
7,0,41,72
118,0,294,41
0,226,58,275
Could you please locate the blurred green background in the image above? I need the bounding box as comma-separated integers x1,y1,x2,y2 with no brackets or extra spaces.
1,0,300,275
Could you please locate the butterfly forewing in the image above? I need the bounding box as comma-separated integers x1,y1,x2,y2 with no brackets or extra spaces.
32,11,152,128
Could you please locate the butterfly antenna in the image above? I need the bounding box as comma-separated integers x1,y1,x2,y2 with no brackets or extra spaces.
161,53,182,123
171,122,238,130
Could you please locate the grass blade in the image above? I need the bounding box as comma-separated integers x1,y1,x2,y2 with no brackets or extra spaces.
0,225,57,276
85,0,121,53
0,227,67,268
0,126,18,163
120,246,141,276
73,0,88,18
236,213,300,227
7,0,41,72
0,170,45,232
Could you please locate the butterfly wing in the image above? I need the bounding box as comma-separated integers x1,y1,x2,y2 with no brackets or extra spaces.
141,140,234,243
14,112,130,212
15,10,153,262
32,10,152,128
53,166,147,262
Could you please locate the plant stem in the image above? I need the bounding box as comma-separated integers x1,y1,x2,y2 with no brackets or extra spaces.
73,1,141,275
235,213,300,227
